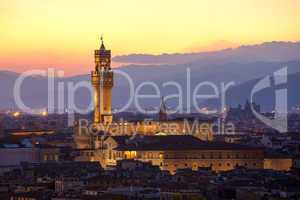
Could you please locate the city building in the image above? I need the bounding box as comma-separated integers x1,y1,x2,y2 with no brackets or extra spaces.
101,135,264,174
0,142,60,174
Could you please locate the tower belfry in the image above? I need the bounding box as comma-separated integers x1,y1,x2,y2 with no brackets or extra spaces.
91,36,114,124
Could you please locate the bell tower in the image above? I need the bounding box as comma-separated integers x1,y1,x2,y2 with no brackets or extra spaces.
91,36,114,124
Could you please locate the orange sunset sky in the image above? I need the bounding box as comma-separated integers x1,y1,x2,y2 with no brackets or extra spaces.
0,0,299,75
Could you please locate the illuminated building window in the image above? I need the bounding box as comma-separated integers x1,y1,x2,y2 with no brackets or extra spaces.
131,151,136,158
124,151,136,159
149,153,153,159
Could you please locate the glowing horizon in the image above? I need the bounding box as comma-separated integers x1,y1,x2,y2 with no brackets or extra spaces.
0,0,299,75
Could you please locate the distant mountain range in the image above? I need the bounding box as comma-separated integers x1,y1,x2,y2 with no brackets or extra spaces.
0,41,299,112
113,41,300,65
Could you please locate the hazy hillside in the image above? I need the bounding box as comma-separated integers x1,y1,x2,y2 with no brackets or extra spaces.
0,42,300,112
202,73,300,111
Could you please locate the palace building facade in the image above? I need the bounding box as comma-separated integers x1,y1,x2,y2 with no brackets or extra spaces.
96,135,264,174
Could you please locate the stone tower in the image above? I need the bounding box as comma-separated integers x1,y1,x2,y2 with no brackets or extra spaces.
91,36,114,124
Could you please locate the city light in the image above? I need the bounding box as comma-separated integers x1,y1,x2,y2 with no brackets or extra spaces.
41,111,48,116
12,111,20,118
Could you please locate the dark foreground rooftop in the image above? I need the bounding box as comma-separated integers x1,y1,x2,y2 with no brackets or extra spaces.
110,135,262,151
